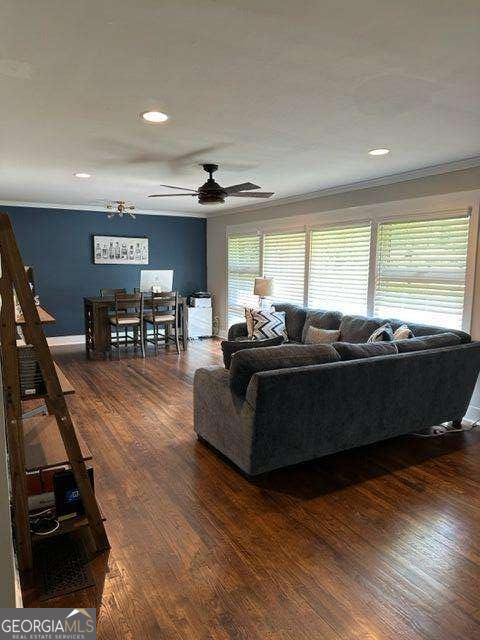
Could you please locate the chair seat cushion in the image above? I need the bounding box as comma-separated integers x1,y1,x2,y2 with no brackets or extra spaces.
144,313,175,323
109,316,141,326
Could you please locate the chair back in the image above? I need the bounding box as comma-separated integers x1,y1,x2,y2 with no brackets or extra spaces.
151,291,178,318
114,291,143,323
100,287,126,298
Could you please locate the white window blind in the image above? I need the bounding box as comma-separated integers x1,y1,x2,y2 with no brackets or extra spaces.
308,223,371,314
227,234,260,326
374,215,470,329
263,231,306,306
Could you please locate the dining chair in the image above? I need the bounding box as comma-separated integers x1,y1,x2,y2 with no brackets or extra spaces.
109,292,145,358
143,291,180,354
100,287,126,298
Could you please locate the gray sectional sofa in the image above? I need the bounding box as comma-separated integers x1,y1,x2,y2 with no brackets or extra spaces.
194,304,480,476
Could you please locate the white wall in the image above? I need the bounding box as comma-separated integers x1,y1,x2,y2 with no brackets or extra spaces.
207,166,480,418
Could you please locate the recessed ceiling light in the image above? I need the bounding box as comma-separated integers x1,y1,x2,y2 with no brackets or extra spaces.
368,148,390,156
74,172,92,178
141,110,169,123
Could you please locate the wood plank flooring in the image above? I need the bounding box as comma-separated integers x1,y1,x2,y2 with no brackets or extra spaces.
22,340,480,639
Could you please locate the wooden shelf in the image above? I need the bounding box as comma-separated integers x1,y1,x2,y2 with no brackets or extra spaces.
53,363,75,395
24,415,92,472
31,509,106,543
16,306,55,325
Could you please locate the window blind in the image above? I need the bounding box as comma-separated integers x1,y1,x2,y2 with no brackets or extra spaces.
308,224,371,314
374,215,470,329
263,231,306,306
227,234,260,325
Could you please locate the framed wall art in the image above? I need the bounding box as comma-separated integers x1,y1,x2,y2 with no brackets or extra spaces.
93,235,149,265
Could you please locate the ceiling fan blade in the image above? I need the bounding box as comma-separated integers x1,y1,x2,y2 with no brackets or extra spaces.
224,182,261,194
230,191,274,198
148,193,197,198
158,184,198,192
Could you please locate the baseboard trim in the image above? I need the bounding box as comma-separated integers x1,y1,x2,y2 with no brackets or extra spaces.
46,334,85,346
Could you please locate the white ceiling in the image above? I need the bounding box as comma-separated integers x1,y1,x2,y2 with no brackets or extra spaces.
0,0,479,217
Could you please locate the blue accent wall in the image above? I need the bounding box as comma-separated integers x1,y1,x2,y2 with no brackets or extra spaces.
3,206,207,336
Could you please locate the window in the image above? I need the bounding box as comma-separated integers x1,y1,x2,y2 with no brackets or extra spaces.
263,231,306,306
374,215,470,329
308,223,371,315
226,209,474,331
227,234,260,325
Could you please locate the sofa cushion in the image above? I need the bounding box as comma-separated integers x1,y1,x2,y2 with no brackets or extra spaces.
305,326,341,344
387,318,471,344
272,303,307,342
394,332,462,353
333,341,398,361
221,335,284,369
339,315,386,343
229,343,340,396
301,309,343,342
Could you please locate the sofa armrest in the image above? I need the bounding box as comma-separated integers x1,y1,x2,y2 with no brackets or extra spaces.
193,366,256,473
228,322,248,341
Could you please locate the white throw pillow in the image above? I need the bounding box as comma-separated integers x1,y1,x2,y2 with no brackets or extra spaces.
252,309,287,340
305,326,340,344
245,306,273,338
393,324,414,340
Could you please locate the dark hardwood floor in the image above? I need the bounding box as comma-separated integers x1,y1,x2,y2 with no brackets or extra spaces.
23,340,480,639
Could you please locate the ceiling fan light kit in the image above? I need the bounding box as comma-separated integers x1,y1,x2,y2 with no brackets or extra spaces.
148,163,274,205
106,201,136,219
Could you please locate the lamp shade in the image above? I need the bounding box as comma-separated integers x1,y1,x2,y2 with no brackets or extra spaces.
254,277,274,297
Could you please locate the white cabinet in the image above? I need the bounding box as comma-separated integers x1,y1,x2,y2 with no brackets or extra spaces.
187,307,213,339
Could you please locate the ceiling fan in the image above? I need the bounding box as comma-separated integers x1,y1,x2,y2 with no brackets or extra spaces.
107,201,136,219
148,164,274,205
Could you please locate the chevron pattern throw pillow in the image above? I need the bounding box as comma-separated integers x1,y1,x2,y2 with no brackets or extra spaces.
252,309,287,340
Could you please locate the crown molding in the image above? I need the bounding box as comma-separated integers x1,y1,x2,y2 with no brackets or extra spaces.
206,155,480,218
2,156,479,221
0,200,206,219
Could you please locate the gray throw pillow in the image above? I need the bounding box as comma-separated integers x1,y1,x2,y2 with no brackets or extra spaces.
229,343,340,396
333,341,398,361
220,335,284,369
394,332,461,353
367,323,394,342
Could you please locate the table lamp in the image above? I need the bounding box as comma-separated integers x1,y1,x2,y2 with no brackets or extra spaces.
254,277,274,309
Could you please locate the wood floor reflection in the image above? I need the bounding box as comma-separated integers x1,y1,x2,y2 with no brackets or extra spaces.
23,341,480,640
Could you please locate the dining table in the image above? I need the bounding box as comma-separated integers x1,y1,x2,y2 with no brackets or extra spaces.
83,295,188,358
